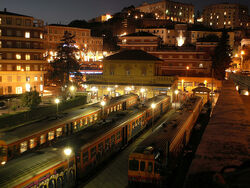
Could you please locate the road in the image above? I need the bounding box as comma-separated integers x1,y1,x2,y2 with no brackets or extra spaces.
80,109,175,188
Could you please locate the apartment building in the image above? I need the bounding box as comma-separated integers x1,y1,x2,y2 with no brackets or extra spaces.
0,10,46,95
136,0,194,23
44,25,103,52
203,3,250,29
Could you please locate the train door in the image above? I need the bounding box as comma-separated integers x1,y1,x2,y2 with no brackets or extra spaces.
122,101,126,110
66,124,70,135
122,125,128,146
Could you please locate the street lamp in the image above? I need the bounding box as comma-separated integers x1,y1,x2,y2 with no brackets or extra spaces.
64,147,72,180
186,66,190,77
174,90,179,110
101,101,106,121
151,103,156,129
240,50,245,71
55,98,60,115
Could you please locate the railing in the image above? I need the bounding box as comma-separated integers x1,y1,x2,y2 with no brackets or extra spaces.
86,75,177,85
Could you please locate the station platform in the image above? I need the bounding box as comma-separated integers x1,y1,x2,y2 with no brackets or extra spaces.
185,80,250,188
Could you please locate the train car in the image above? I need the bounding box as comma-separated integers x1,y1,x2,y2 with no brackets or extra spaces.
0,95,170,188
0,147,76,188
128,96,203,187
0,94,138,165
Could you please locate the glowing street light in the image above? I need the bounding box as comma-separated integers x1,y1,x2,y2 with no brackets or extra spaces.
64,147,72,156
55,98,60,115
101,101,106,121
151,103,156,130
70,85,75,92
174,90,179,110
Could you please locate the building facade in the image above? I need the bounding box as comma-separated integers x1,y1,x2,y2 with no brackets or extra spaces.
44,25,103,52
0,10,46,95
118,32,160,51
203,3,250,29
136,0,194,23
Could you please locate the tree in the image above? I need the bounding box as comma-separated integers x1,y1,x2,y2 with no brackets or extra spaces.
212,30,232,80
48,31,82,95
21,88,41,110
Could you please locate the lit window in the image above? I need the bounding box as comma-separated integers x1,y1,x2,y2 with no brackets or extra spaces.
25,54,30,60
34,76,38,81
40,135,46,144
26,65,30,71
40,84,43,91
25,83,30,91
199,63,203,68
25,32,30,38
16,65,21,71
56,128,62,137
16,87,22,94
40,33,43,39
40,76,43,81
0,18,1,25
20,141,27,153
228,21,231,24
16,54,21,59
0,41,1,48
224,22,226,25
217,15,219,19
29,138,36,149
210,22,213,26
48,131,54,140
224,12,227,15
0,29,1,36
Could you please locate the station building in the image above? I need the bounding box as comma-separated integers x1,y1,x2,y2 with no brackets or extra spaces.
85,50,178,100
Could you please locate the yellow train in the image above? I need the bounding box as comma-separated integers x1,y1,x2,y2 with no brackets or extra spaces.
128,96,203,187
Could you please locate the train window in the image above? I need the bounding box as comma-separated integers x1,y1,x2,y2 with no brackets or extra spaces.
20,141,27,153
98,142,103,153
56,128,63,137
48,131,55,140
107,108,109,115
117,105,119,110
120,104,122,109
90,147,96,158
148,162,153,173
83,151,89,163
111,107,113,112
111,135,115,146
105,138,110,150
94,114,98,120
85,118,88,125
90,116,93,123
80,119,83,127
140,161,145,171
116,131,121,140
132,122,135,129
129,159,139,171
29,138,36,149
40,134,46,144
114,106,116,112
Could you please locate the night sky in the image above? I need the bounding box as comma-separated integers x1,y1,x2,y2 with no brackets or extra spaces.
1,0,250,24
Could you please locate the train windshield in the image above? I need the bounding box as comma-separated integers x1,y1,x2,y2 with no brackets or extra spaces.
0,146,6,157
129,159,139,171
